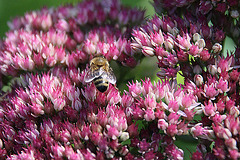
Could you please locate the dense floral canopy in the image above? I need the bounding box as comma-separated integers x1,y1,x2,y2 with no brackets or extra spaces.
0,0,240,159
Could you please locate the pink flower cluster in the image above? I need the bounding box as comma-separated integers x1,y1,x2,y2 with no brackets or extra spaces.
0,67,189,159
154,0,239,15
130,0,240,159
153,0,240,46
0,0,144,76
0,0,240,159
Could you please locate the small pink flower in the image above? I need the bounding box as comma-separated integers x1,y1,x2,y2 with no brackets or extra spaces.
83,39,97,54
128,123,138,137
155,108,166,119
166,124,178,137
204,83,219,100
168,100,179,112
97,110,108,127
150,30,164,47
229,69,240,81
158,119,168,130
225,138,237,150
202,101,217,116
181,94,195,108
138,139,150,152
34,13,53,30
199,49,210,61
81,83,96,101
121,93,133,108
144,94,156,110
144,109,155,121
154,81,166,101
30,103,44,115
176,34,191,50
127,80,142,97
107,87,121,105
225,99,235,112
150,30,164,46
106,125,119,140
225,115,239,136
229,149,240,160
216,78,230,93
132,28,151,47
116,117,128,131
213,146,226,159
155,46,169,57
168,112,180,124
105,44,120,60
55,19,70,32
213,124,232,139
216,99,225,113
73,29,84,43
217,57,233,73
211,113,226,124
91,132,102,145
191,124,205,138
165,144,184,159
51,144,65,158
141,78,153,95
131,106,144,120
80,125,92,140
184,109,195,121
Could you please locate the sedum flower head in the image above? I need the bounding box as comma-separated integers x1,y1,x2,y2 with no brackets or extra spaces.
0,0,145,76
1,0,240,159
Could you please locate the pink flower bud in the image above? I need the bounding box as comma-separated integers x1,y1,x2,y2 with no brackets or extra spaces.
166,124,178,137
199,49,210,61
158,119,168,130
194,74,204,86
144,109,155,121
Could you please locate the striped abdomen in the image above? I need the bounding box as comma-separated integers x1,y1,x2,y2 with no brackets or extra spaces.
93,76,109,92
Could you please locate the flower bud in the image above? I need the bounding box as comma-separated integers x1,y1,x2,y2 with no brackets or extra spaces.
119,146,129,156
231,10,239,18
212,43,222,54
193,33,201,42
195,39,206,49
208,64,218,75
142,46,155,56
120,132,130,142
164,36,174,50
199,49,210,61
194,74,204,86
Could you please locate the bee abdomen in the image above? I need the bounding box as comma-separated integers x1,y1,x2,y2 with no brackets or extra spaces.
94,76,109,92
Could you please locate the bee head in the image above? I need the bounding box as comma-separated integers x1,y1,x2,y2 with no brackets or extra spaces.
91,55,109,66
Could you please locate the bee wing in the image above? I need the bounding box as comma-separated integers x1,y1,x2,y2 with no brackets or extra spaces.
101,68,116,84
84,68,104,83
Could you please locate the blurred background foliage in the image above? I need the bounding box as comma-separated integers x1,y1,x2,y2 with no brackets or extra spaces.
0,0,154,37
0,0,236,159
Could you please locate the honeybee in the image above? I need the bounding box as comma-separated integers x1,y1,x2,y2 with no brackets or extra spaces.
84,56,116,92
